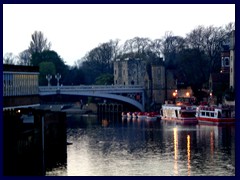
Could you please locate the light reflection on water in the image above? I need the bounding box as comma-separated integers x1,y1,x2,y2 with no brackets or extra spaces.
46,115,235,176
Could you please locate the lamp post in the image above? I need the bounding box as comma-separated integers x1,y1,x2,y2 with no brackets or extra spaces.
55,73,61,89
46,74,52,86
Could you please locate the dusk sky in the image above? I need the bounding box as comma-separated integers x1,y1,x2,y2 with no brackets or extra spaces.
3,4,235,66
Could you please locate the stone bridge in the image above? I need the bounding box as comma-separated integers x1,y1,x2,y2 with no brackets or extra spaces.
39,85,145,111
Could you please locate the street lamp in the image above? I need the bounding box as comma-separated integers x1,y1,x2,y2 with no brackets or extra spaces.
46,74,52,86
55,73,61,89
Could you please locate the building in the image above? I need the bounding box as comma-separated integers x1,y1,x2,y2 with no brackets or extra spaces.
113,58,176,108
229,30,235,90
208,30,235,105
114,58,147,86
3,64,40,110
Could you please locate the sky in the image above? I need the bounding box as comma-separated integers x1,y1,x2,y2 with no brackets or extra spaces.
3,4,235,66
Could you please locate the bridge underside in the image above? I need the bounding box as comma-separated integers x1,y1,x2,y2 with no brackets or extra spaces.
40,92,145,112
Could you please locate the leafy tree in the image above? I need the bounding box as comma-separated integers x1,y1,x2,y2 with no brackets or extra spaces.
95,74,114,85
39,61,56,85
31,50,66,73
63,66,85,85
31,50,67,85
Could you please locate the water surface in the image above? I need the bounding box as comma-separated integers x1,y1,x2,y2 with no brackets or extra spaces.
46,115,235,176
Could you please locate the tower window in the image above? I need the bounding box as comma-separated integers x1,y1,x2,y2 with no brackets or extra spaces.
224,57,230,66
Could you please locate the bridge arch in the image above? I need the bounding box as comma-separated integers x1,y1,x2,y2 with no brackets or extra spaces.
39,86,145,111
61,92,144,111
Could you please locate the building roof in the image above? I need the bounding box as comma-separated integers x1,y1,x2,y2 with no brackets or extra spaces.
3,64,39,73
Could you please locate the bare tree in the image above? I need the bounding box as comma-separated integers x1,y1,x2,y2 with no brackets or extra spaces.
186,25,232,73
3,53,17,65
161,31,186,68
149,39,162,58
28,31,51,54
17,49,31,66
123,37,152,56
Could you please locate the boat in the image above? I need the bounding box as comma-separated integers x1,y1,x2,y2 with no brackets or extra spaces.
121,112,127,119
127,112,132,118
160,104,197,125
132,112,138,118
146,112,160,121
137,112,147,120
195,105,235,125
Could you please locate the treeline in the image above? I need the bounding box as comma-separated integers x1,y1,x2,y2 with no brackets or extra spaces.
3,22,234,91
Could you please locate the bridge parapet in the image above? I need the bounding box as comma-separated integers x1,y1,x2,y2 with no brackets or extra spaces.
39,85,144,91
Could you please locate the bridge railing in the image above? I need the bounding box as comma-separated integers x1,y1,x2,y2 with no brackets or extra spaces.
39,85,144,91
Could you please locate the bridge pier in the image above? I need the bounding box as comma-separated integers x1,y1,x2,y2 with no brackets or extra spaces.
97,103,123,121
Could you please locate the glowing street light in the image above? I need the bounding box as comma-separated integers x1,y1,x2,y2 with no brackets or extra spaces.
173,92,177,97
173,90,178,98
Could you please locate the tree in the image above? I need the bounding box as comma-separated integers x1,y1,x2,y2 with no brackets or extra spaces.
81,40,119,84
185,25,233,73
28,31,51,55
63,66,85,85
122,37,152,56
95,74,114,85
31,50,67,85
149,39,162,58
177,48,210,92
39,61,56,85
18,49,31,66
3,53,16,65
161,32,186,69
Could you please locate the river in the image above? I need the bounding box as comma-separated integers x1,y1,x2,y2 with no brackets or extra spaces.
46,114,235,176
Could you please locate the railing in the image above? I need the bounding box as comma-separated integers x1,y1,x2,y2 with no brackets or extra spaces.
40,85,143,90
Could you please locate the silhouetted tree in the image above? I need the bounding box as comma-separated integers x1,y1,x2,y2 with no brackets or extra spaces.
3,53,16,65
18,49,31,66
28,31,51,54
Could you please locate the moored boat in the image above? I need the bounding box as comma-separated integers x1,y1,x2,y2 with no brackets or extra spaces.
121,112,127,119
146,112,159,121
137,112,147,120
195,105,235,125
160,104,197,125
132,112,138,118
127,112,132,118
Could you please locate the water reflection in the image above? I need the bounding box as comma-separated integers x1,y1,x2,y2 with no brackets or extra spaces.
173,127,178,176
46,115,235,176
187,135,191,176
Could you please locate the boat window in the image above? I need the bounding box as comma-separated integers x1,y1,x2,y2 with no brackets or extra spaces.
211,113,214,117
218,112,221,118
201,112,205,116
206,112,210,116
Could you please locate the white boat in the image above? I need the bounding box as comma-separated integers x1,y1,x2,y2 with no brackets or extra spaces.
121,112,127,119
160,104,197,125
196,105,235,125
127,112,132,118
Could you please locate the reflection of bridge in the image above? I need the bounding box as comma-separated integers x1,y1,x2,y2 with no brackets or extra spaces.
39,85,145,111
